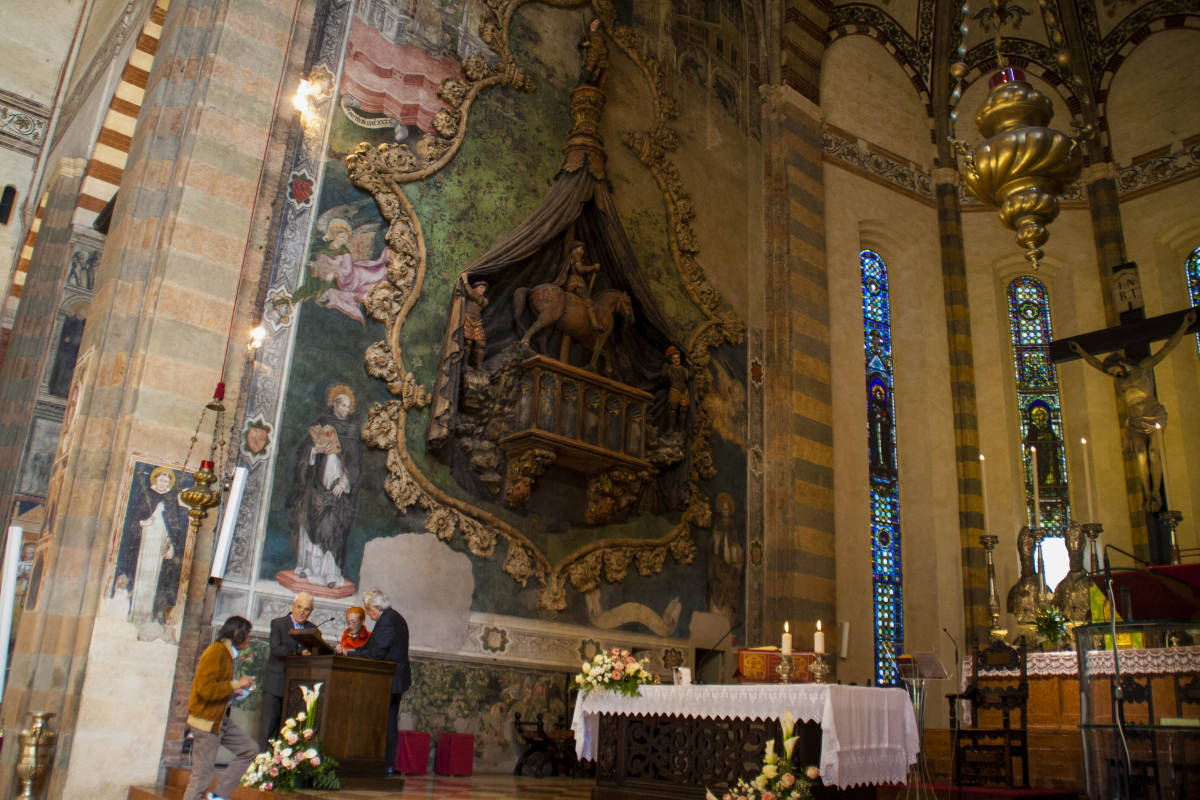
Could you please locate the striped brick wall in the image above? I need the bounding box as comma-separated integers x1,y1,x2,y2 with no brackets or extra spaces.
934,171,990,646
1,3,167,329
782,1,831,104
0,0,303,795
71,2,168,228
0,163,84,552
762,86,836,650
3,192,47,317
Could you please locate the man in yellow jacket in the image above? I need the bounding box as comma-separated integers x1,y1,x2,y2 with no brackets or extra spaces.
183,616,257,800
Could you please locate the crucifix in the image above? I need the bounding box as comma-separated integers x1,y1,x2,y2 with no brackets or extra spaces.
1049,267,1198,563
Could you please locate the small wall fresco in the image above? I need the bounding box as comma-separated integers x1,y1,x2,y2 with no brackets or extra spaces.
106,461,195,642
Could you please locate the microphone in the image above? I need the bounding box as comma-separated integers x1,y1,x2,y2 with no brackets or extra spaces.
315,616,339,628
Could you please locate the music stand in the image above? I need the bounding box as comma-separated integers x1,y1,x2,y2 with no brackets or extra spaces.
289,628,335,655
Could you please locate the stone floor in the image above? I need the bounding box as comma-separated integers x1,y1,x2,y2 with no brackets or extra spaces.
130,772,593,800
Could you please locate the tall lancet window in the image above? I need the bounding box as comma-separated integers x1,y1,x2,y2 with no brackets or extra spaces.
861,250,902,686
1008,276,1070,585
1188,247,1200,355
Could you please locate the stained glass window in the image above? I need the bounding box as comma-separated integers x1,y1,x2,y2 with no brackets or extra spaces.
1008,277,1071,587
861,250,902,686
1188,247,1200,355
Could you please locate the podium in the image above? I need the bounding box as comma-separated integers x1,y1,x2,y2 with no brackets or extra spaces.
283,654,397,777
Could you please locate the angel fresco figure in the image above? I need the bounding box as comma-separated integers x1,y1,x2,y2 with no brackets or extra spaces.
302,216,389,324
1067,310,1197,511
286,384,363,590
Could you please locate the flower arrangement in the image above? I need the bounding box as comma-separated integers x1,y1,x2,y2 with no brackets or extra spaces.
706,712,819,800
1034,606,1069,650
243,682,340,792
573,647,658,697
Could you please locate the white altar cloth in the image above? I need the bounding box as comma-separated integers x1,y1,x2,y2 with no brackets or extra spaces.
571,683,920,788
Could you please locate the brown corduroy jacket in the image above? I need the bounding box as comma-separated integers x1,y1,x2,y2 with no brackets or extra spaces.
187,639,240,733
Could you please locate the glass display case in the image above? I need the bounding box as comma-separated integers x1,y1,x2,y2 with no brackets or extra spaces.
1074,621,1200,799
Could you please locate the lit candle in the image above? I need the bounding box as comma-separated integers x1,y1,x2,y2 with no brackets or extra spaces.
814,620,825,654
979,453,990,533
782,622,792,655
1030,446,1040,529
1155,423,1168,499
1081,437,1095,522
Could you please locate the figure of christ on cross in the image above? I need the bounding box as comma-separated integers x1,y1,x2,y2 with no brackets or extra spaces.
1065,309,1197,513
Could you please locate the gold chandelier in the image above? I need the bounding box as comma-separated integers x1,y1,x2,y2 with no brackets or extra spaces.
956,66,1083,269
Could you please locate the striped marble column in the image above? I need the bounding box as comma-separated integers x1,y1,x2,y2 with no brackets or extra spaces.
1085,161,1150,559
761,85,835,650
0,1,302,795
934,168,990,646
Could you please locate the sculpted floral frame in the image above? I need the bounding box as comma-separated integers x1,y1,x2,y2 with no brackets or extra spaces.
346,0,745,612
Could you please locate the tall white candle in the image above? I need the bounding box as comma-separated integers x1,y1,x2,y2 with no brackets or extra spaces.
1155,423,1169,500
1081,437,1095,522
1030,445,1040,529
814,620,826,654
781,621,792,655
979,453,990,533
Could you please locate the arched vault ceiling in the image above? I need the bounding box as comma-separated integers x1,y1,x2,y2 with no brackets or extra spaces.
827,0,1200,101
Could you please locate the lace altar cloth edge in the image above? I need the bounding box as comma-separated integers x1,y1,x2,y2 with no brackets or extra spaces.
570,683,919,789
962,645,1200,680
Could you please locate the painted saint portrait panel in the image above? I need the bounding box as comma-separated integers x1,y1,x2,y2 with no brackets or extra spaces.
110,461,193,641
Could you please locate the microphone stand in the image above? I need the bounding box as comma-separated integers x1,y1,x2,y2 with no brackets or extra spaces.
1104,547,1131,799
943,627,961,800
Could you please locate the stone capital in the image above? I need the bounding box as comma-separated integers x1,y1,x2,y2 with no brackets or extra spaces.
759,83,822,125
1082,161,1118,183
933,167,961,187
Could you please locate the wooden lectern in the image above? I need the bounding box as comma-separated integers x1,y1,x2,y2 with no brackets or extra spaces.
283,654,397,777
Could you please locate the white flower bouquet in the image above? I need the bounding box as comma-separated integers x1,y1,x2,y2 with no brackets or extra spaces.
706,712,819,800
242,682,340,792
573,647,658,697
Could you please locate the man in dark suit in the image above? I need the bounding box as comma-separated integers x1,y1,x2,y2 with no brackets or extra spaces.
340,587,411,777
259,592,317,751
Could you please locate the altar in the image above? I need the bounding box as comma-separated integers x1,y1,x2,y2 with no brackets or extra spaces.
571,684,919,799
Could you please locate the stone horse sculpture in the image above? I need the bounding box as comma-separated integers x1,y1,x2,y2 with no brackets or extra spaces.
513,285,634,373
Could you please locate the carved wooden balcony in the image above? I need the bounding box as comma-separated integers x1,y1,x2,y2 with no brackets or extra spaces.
498,355,653,522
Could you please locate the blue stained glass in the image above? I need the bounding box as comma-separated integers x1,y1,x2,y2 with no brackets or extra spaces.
1188,247,1200,355
1007,277,1070,534
861,250,902,686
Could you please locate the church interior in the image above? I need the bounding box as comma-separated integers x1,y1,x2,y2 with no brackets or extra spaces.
0,1,1197,798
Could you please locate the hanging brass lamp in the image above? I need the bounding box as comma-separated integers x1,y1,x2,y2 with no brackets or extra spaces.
957,66,1083,269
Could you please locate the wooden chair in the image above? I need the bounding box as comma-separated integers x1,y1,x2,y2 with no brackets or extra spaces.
1108,672,1160,798
513,712,579,777
947,638,1030,788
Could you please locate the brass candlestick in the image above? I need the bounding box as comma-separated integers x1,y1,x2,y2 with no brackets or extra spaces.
16,711,57,799
1158,511,1183,565
980,534,1007,639
775,654,794,684
1083,523,1103,573
809,654,830,684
